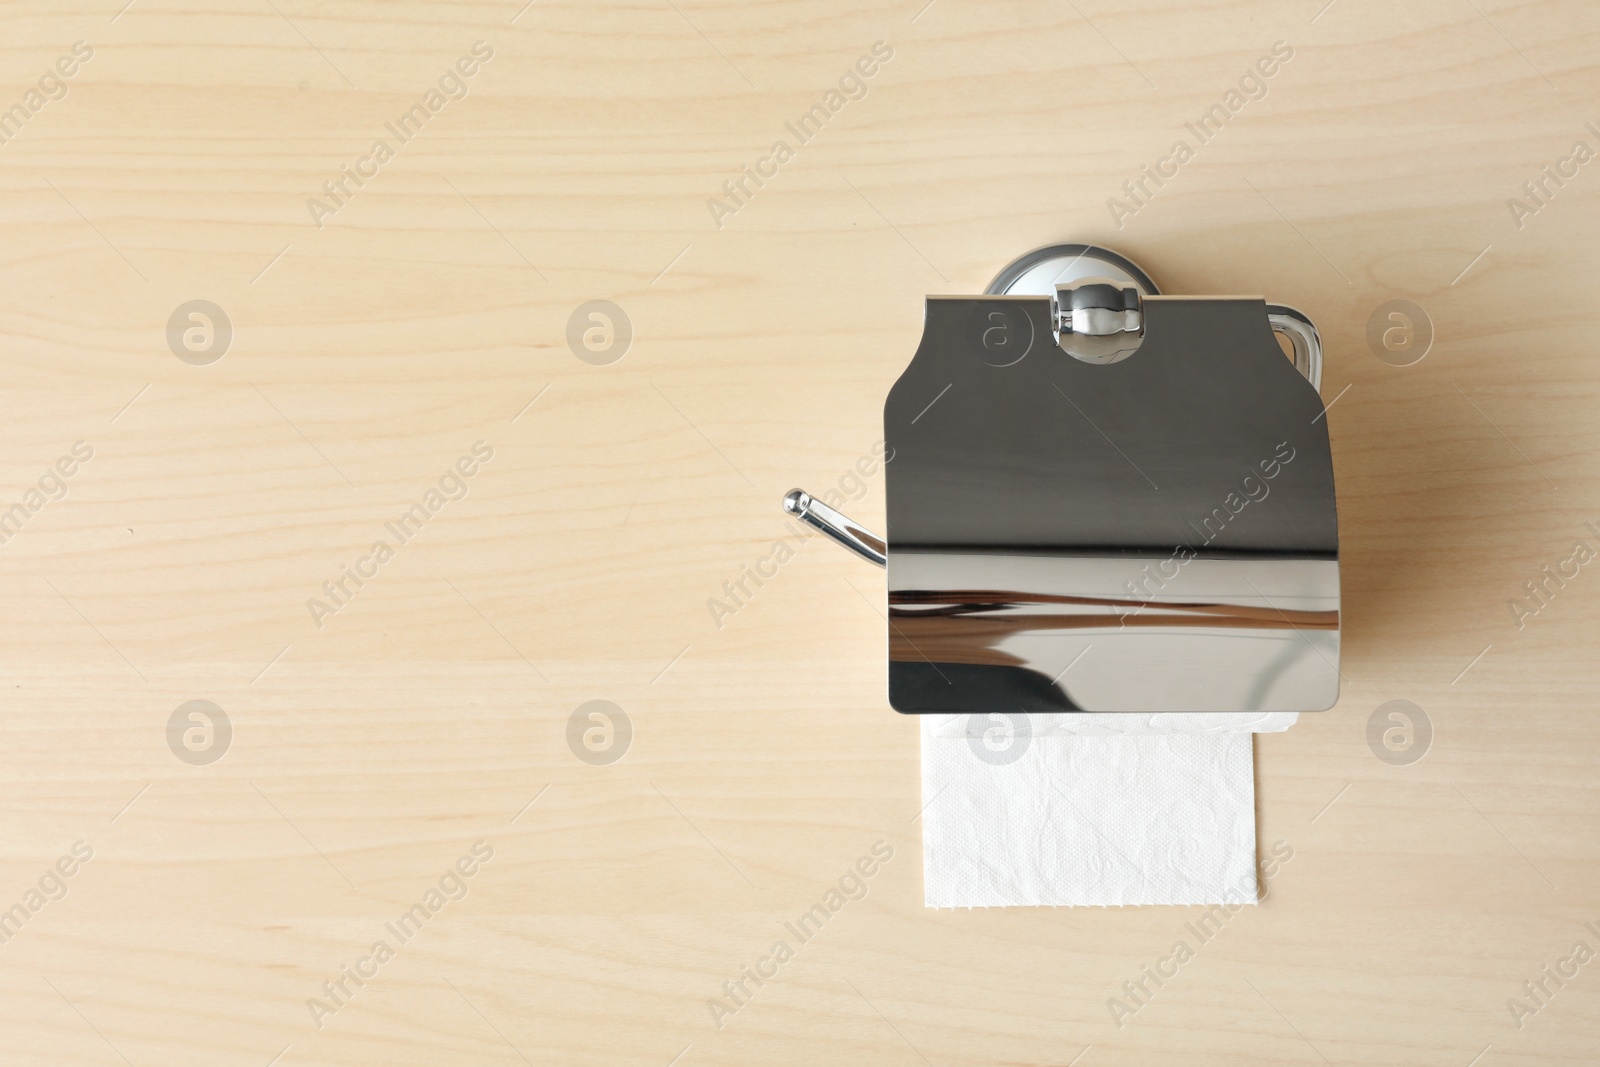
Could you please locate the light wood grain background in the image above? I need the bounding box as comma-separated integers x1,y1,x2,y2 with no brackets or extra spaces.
2,0,1599,1063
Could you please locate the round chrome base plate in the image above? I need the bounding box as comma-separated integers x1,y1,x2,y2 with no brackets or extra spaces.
985,243,1160,298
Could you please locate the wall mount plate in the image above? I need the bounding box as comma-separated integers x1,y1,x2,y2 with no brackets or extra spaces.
985,243,1161,299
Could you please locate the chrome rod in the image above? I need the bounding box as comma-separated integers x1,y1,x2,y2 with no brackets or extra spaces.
783,489,886,567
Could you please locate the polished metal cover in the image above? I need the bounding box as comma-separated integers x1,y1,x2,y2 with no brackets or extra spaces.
883,295,1339,714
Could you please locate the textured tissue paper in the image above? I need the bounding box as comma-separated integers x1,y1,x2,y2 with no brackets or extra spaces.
920,713,1296,908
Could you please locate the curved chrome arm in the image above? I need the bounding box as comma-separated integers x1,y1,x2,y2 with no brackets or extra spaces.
783,489,886,567
1266,305,1322,392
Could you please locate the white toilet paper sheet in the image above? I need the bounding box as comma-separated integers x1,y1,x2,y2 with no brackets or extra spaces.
920,713,1294,907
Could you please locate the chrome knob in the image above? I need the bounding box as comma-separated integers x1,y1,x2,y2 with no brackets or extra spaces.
1053,281,1144,364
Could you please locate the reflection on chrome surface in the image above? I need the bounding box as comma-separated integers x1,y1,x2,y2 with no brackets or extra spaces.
883,296,1340,714
886,555,1338,713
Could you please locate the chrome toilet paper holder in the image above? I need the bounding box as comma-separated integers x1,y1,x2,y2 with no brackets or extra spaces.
784,244,1340,715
